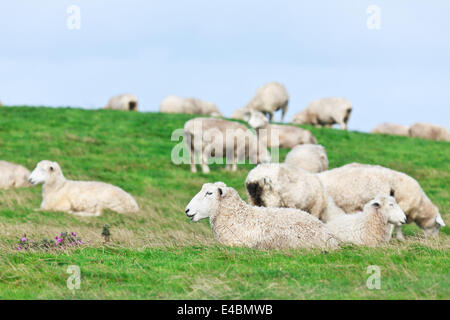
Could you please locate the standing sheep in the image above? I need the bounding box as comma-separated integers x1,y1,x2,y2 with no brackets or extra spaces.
29,160,139,216
245,163,345,222
184,117,271,173
291,97,353,130
244,110,317,148
318,163,446,239
104,93,138,111
185,182,339,250
0,161,31,188
284,144,328,173
326,195,406,246
242,82,289,122
408,122,450,142
371,123,410,136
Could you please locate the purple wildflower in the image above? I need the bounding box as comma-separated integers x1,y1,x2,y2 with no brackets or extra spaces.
20,237,27,242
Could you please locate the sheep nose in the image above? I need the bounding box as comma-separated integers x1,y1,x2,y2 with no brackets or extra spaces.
185,208,190,214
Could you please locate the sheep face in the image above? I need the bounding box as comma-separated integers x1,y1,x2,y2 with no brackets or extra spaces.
245,110,268,129
366,196,406,226
421,209,445,238
185,182,227,222
29,160,61,185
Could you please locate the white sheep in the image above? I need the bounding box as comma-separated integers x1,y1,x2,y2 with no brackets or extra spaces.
29,160,139,217
292,97,353,130
371,123,409,136
318,163,446,239
245,163,345,222
244,110,317,148
184,117,271,173
0,161,31,188
104,93,138,111
185,182,339,250
242,82,289,122
160,95,222,116
284,144,328,173
326,195,406,246
409,122,450,142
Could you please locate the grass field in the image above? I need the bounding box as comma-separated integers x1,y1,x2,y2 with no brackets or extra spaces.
0,106,448,299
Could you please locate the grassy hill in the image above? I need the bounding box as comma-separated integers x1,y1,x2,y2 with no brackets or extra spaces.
0,106,448,299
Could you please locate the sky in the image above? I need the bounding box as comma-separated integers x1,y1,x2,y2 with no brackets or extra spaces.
0,0,449,132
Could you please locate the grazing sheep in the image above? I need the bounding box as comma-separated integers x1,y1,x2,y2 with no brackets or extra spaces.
0,161,31,188
160,95,222,116
371,123,409,136
185,182,339,250
104,93,138,111
29,160,139,217
243,82,289,122
231,107,247,120
326,195,406,246
292,97,353,130
318,163,446,239
244,110,317,148
409,122,450,142
284,144,328,173
184,117,271,173
245,163,345,222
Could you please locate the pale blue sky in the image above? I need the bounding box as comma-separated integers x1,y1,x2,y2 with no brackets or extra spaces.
1,1,449,131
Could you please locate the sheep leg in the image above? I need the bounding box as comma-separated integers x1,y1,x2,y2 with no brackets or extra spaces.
395,225,405,241
70,210,101,217
201,148,211,173
190,149,197,173
280,101,288,122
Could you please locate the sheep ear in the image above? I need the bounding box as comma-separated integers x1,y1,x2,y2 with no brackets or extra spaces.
218,187,227,197
371,201,381,209
390,189,395,197
436,213,446,227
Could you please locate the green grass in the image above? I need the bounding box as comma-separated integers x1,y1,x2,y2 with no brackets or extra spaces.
0,106,449,299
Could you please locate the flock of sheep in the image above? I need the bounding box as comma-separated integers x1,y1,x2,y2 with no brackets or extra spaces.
0,82,447,251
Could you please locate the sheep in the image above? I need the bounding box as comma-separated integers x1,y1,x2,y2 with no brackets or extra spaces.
291,97,353,130
284,144,328,173
28,160,139,217
185,182,339,250
371,123,409,136
184,117,271,173
243,110,317,148
242,82,289,122
409,122,450,142
231,107,247,120
245,163,345,222
160,95,222,116
318,163,446,239
326,195,406,246
104,93,138,111
0,161,31,188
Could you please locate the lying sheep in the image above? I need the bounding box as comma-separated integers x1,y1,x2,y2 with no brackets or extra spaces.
29,160,139,217
185,182,339,250
244,110,317,148
409,122,450,142
326,195,406,246
371,123,409,136
284,144,328,173
243,82,289,122
245,163,344,222
0,161,31,188
160,95,222,116
184,117,271,173
104,93,138,111
291,97,353,130
231,107,247,120
318,163,446,239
